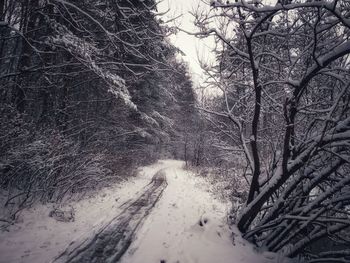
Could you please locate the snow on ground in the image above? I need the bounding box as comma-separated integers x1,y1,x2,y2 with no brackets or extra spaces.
0,161,170,263
120,160,291,263
0,159,292,263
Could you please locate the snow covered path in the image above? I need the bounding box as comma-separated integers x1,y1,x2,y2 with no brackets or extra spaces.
0,160,290,263
119,160,285,263
0,161,170,263
53,171,167,263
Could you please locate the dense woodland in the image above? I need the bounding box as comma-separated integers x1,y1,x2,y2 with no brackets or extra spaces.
0,0,198,219
1,0,350,262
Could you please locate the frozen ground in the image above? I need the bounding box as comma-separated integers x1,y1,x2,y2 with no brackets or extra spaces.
0,160,292,263
0,161,169,263
120,160,291,263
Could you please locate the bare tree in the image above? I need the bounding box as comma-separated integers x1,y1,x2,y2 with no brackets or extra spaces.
194,0,350,260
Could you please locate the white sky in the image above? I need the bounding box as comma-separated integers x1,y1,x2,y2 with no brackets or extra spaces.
157,0,215,87
157,0,277,88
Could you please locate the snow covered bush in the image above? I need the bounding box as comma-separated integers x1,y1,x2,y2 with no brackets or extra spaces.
0,0,197,225
194,0,350,261
49,206,75,222
0,126,113,221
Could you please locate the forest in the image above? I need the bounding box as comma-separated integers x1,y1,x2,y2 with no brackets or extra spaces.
1,0,350,263
0,0,197,215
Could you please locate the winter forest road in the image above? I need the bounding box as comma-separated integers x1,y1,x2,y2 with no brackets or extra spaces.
54,160,281,263
53,171,167,263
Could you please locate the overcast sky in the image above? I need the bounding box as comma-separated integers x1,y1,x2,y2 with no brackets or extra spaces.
157,0,215,87
157,0,277,88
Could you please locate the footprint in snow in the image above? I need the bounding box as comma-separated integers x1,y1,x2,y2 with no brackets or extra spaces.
162,242,169,248
198,215,209,227
40,241,51,248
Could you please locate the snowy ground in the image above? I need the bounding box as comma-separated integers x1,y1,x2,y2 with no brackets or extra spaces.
0,161,169,263
0,160,292,263
120,160,291,263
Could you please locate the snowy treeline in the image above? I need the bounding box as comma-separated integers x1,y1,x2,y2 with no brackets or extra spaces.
0,0,197,221
194,0,350,261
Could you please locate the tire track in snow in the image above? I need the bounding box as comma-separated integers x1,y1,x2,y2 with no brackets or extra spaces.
119,160,291,263
53,170,167,263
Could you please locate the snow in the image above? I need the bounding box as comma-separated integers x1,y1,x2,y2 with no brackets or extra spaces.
48,20,136,110
0,161,169,263
0,160,291,263
120,160,291,263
